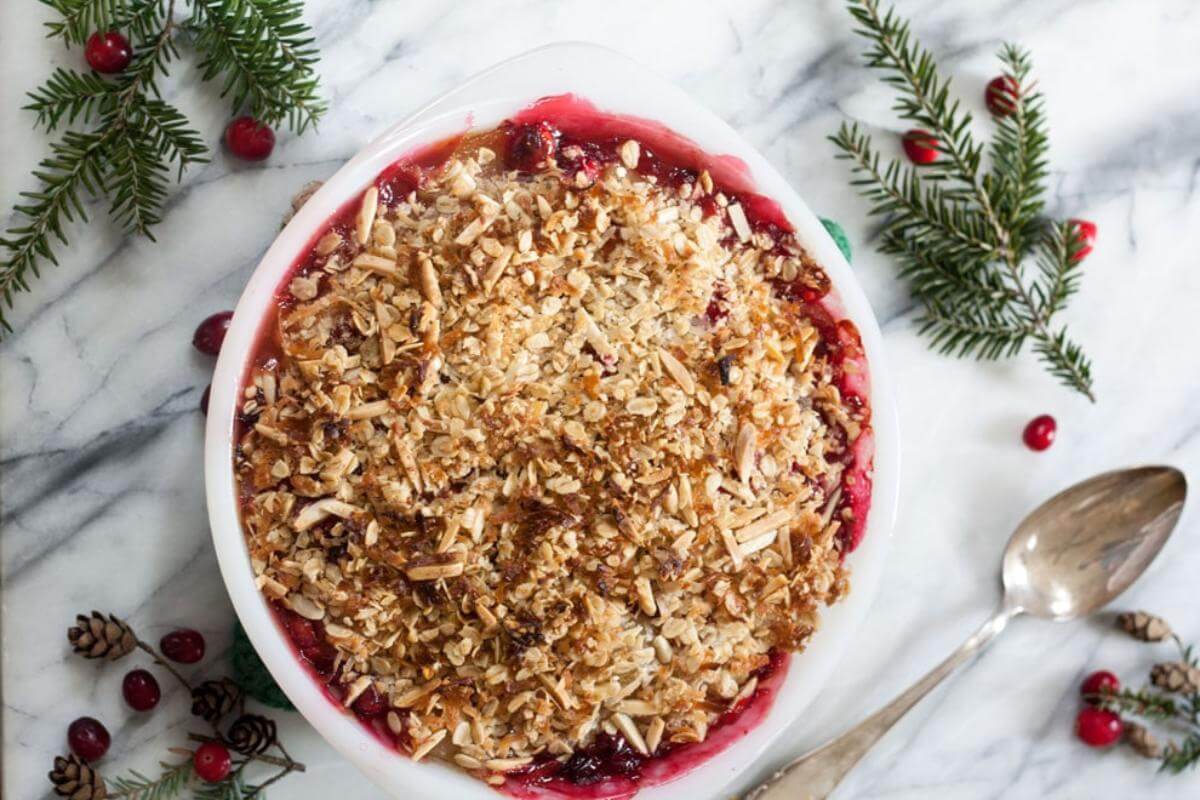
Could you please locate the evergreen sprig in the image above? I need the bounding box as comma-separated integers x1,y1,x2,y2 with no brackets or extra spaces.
832,0,1096,400
0,0,326,335
108,760,194,800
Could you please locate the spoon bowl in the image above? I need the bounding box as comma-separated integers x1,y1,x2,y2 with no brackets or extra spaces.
1001,466,1187,620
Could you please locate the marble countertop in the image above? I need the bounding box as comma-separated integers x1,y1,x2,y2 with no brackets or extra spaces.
4,0,1200,797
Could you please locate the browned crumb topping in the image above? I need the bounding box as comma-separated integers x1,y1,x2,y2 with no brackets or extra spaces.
236,135,865,782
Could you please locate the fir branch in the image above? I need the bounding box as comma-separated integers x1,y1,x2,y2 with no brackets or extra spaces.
108,759,194,800
2,0,322,336
833,0,1096,400
1095,688,1179,721
24,68,119,131
187,0,326,132
1162,733,1200,774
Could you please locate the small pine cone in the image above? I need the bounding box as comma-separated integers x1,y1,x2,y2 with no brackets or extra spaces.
49,754,107,800
191,677,242,722
1150,662,1200,694
227,713,277,755
1116,611,1173,643
1124,722,1162,759
67,611,137,661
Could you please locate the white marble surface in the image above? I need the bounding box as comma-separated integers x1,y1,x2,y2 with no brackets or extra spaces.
4,0,1200,798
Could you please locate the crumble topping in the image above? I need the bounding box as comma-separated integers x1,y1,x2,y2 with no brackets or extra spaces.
235,130,868,784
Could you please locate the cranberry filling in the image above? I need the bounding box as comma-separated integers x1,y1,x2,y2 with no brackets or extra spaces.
244,95,873,796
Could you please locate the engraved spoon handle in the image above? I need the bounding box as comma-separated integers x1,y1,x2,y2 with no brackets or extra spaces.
746,605,1018,800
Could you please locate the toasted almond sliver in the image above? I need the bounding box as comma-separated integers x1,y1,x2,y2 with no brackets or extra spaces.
406,561,465,581
345,399,391,420
645,717,665,754
728,202,752,243
293,497,361,531
721,529,745,570
411,728,447,762
735,422,757,484
657,348,695,395
287,594,325,621
419,257,442,306
394,679,443,708
634,577,657,616
612,713,649,755
356,186,379,245
735,508,791,543
740,530,778,556
485,757,534,772
353,253,400,275
619,139,641,170
482,246,513,294
616,699,657,716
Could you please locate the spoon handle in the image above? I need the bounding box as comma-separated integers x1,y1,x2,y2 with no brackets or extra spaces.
745,606,1018,800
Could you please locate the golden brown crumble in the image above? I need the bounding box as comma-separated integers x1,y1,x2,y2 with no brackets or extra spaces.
235,134,866,783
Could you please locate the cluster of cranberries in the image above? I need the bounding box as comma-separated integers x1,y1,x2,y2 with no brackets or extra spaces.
83,29,275,161
66,628,233,782
1075,670,1124,748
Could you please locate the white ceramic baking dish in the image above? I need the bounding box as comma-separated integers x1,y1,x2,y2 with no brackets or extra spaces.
205,41,899,800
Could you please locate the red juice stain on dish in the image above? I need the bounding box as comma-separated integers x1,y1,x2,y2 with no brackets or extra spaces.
243,94,872,793
502,652,790,800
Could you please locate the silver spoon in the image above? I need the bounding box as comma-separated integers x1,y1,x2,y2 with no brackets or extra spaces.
747,465,1187,800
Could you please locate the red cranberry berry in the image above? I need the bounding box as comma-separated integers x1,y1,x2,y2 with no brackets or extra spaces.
1022,414,1057,451
160,628,206,664
508,121,560,171
192,311,233,356
193,741,233,782
122,669,162,712
985,76,1019,117
1080,670,1120,703
85,31,133,74
1069,218,1097,262
225,116,275,161
1075,707,1123,748
200,384,211,416
283,611,320,650
352,685,388,718
67,717,111,762
902,129,939,164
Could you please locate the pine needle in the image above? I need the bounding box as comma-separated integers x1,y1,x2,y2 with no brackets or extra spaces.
0,0,324,335
832,0,1096,400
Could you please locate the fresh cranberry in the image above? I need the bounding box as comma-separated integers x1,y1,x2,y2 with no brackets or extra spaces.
85,31,132,74
901,129,939,164
192,311,233,356
225,116,275,161
122,669,162,711
67,717,111,761
1080,670,1120,704
985,76,1019,117
193,741,232,782
1069,218,1097,262
508,121,560,171
160,629,206,664
1022,414,1057,451
200,384,211,415
301,640,339,677
353,685,388,718
1075,707,1123,748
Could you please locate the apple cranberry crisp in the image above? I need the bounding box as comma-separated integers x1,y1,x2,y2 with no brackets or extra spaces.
235,122,871,786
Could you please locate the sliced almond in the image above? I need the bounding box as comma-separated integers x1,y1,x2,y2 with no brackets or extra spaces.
728,202,752,243
735,421,758,483
735,508,790,543
356,186,379,245
657,348,695,395
611,712,649,755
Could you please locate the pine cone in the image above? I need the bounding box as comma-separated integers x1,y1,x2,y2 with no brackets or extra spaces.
67,611,137,661
227,713,277,754
49,754,107,800
1150,662,1200,694
191,678,242,722
1124,722,1162,759
1116,611,1173,643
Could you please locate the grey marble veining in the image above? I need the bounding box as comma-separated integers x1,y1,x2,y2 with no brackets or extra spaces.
3,0,1200,797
